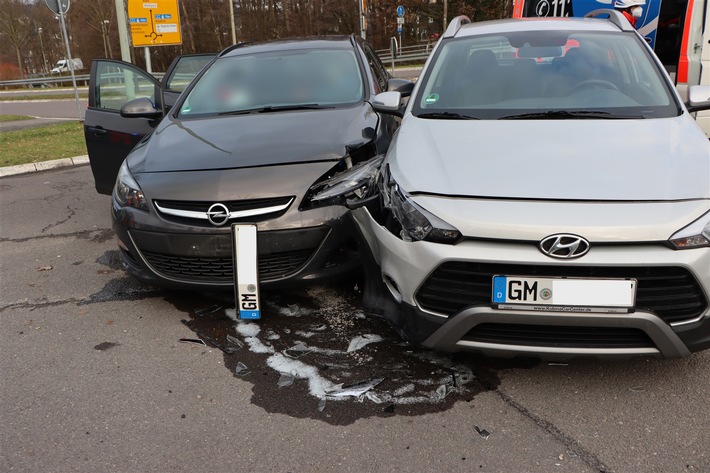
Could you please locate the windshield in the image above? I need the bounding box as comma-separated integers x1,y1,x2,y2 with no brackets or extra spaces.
413,31,678,119
178,48,364,118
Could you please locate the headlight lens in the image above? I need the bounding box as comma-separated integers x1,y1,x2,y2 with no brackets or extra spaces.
114,160,148,211
669,212,710,249
387,183,461,244
305,156,384,206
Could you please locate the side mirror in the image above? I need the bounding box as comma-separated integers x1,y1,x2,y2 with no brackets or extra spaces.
120,97,162,119
387,78,414,97
372,91,403,117
686,85,710,113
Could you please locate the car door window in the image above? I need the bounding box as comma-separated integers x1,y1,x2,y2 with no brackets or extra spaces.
364,45,388,93
164,55,214,93
94,61,156,111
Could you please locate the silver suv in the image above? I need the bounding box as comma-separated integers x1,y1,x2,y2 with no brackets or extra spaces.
351,11,710,359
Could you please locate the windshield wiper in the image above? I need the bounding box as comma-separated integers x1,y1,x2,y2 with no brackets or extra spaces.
218,104,330,116
417,111,481,120
499,110,646,120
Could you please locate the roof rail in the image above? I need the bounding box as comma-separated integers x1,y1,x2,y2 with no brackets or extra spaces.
584,9,635,32
443,15,471,39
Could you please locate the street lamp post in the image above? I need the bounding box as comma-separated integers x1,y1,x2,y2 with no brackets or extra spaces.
101,19,111,58
38,27,48,74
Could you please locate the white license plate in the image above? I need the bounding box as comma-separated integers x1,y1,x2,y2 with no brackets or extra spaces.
232,224,260,320
492,275,636,313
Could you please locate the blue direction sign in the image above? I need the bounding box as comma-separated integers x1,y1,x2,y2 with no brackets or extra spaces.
397,26,403,34
396,5,405,17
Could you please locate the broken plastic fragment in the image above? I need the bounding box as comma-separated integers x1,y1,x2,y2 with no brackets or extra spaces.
436,384,451,400
318,397,326,412
225,334,244,351
234,362,250,376
195,304,222,316
474,425,490,439
347,334,384,353
278,372,295,388
629,386,645,392
365,391,389,404
37,265,53,271
310,324,327,332
179,338,206,346
283,342,313,359
279,303,315,317
325,377,384,398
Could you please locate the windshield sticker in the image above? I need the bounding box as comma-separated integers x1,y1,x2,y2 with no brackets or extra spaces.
424,93,439,104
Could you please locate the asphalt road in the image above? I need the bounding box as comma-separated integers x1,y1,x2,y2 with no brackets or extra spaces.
0,98,86,121
1,165,709,473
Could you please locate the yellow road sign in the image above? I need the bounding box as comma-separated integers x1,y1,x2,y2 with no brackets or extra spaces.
127,0,182,47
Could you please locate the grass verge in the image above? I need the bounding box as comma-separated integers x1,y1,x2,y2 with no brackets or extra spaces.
0,115,33,122
0,121,86,167
0,94,88,101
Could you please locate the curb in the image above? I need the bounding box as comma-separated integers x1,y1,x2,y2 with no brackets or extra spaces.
0,155,89,178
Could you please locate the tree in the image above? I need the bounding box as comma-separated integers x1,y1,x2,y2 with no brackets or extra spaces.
0,0,31,78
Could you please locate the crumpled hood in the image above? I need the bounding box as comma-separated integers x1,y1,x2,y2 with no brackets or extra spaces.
129,104,378,173
390,115,710,201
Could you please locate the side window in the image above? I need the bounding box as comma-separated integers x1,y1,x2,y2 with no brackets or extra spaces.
94,61,156,111
164,55,214,92
364,45,388,93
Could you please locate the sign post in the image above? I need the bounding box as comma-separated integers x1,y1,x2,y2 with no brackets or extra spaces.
44,0,82,120
127,0,182,71
396,5,404,53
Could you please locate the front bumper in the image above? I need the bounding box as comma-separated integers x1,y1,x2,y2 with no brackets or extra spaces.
113,198,359,290
352,207,710,359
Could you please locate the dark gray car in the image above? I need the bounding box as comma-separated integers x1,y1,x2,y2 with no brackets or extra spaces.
84,37,411,289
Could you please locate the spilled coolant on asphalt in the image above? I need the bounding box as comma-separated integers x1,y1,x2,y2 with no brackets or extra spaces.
167,280,539,425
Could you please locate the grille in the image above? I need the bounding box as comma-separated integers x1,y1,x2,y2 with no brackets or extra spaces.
463,323,654,349
142,249,312,283
153,197,293,226
416,263,708,324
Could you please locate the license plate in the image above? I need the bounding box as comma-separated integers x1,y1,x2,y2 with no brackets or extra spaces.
232,224,260,320
492,275,636,313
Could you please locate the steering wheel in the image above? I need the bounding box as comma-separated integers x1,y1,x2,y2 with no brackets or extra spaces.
566,79,620,95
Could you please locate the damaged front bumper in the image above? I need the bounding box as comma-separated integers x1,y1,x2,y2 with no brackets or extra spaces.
351,206,710,359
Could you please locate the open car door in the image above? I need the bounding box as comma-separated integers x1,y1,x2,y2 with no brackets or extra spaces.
84,60,162,195
84,54,215,195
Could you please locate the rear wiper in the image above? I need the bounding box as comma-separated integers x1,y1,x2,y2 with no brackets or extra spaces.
499,110,646,120
218,104,330,116
417,111,481,120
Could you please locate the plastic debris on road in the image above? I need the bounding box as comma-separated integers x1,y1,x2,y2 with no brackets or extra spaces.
283,342,313,359
278,372,296,388
475,425,491,439
325,377,384,398
195,304,222,316
226,334,244,351
179,338,206,346
234,362,250,376
346,334,384,353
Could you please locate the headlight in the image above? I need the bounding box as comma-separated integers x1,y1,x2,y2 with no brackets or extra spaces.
669,211,710,249
387,182,461,244
114,160,148,211
303,156,384,207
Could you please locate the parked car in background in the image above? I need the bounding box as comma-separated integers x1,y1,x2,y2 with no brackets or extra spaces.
84,37,412,290
352,13,710,359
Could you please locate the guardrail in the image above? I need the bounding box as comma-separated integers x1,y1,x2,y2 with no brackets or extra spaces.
1,72,165,90
376,43,434,64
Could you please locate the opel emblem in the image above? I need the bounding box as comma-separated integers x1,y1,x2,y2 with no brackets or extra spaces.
206,203,230,227
539,234,590,259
